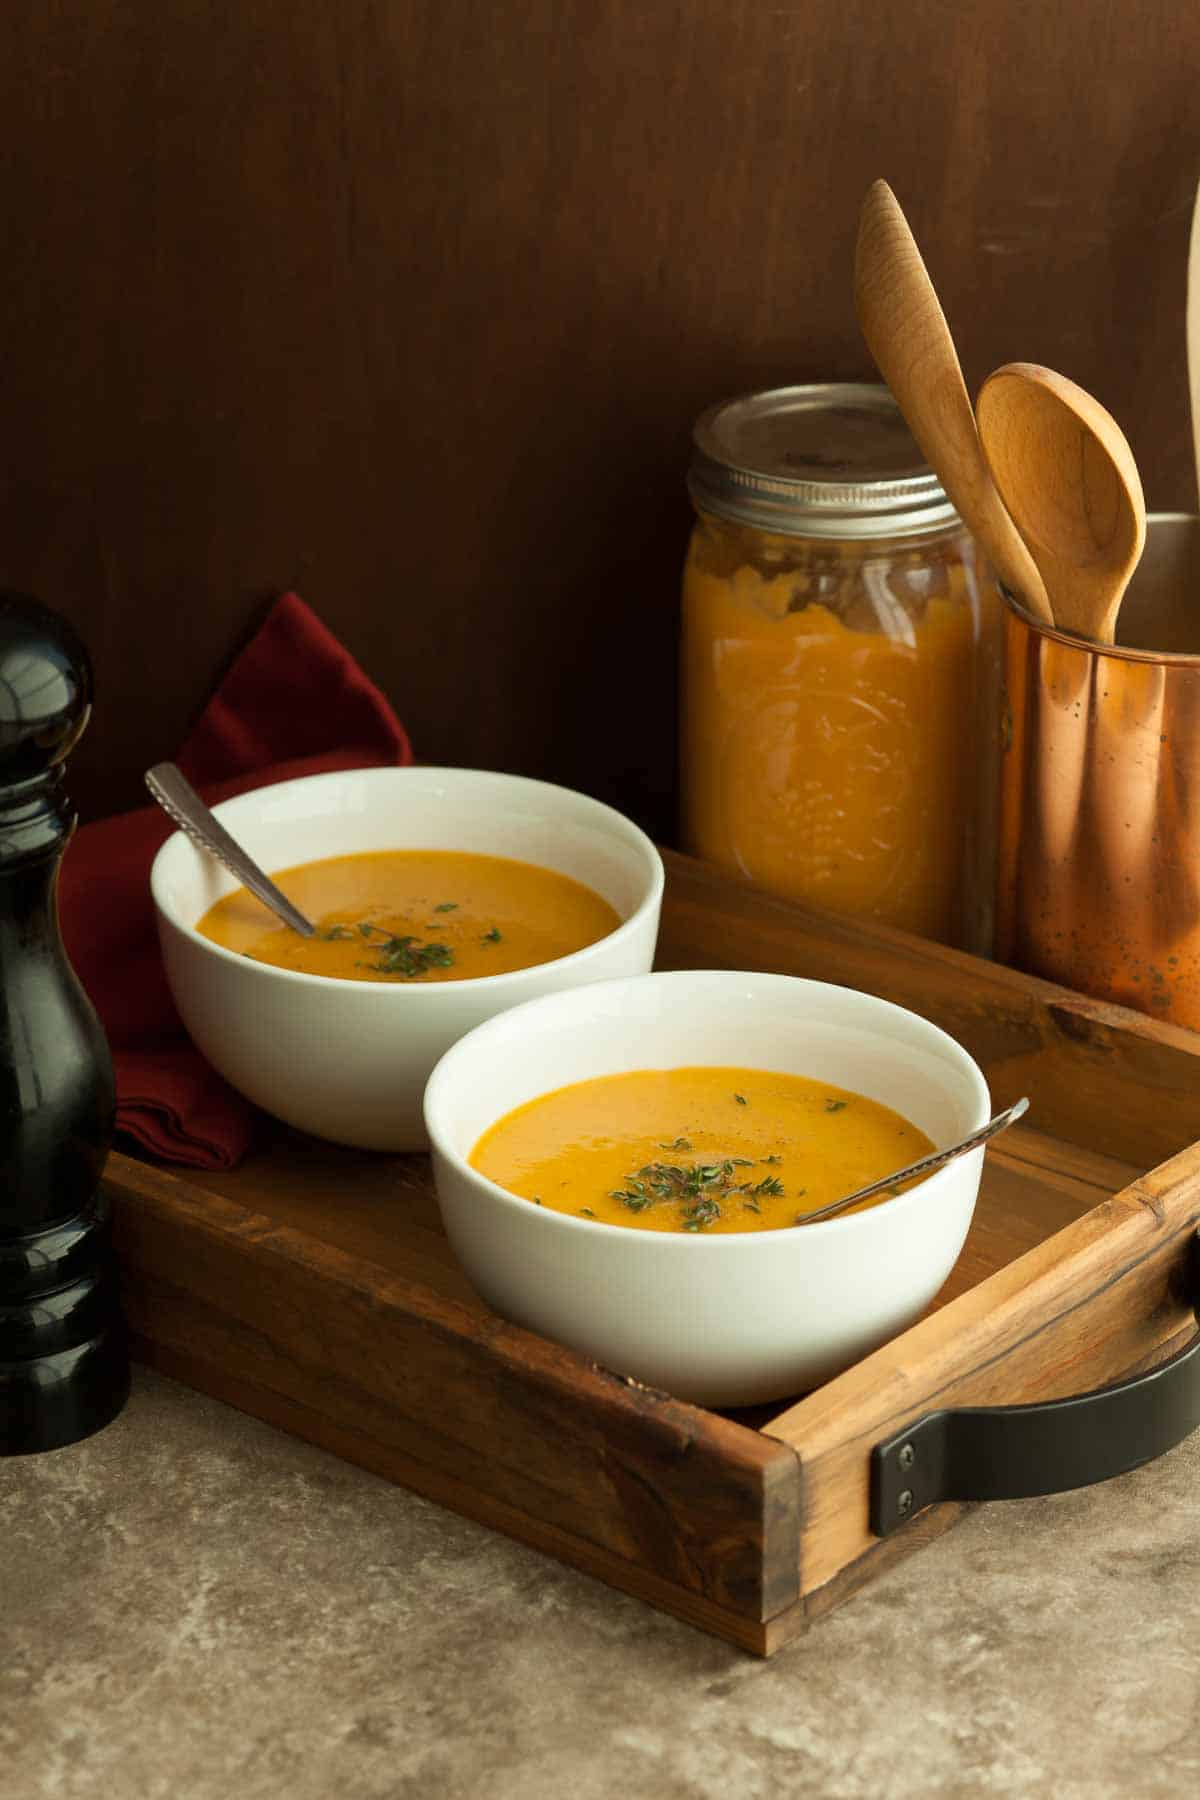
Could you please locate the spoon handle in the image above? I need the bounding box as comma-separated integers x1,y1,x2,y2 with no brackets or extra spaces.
145,762,316,938
795,1096,1029,1228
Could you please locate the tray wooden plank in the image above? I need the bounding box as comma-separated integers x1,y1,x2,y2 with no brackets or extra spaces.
104,850,1200,1653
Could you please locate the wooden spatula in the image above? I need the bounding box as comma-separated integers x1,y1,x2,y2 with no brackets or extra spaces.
854,180,1053,624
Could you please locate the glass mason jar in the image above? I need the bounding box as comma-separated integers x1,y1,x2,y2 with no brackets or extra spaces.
679,383,999,953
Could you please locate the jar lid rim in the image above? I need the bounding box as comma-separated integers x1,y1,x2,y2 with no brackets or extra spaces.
689,382,962,539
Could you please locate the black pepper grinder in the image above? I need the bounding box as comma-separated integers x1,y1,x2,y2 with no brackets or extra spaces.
0,592,128,1453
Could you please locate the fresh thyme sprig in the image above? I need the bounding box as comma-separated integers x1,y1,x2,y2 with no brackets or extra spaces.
319,920,455,978
608,1154,786,1231
682,1196,722,1231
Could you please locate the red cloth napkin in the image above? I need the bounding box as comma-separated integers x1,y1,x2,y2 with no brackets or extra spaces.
60,592,413,1170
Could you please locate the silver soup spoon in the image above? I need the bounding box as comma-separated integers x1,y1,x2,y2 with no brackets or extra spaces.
145,761,316,938
793,1096,1029,1228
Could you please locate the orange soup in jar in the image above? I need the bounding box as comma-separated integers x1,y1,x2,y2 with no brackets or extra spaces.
680,384,998,951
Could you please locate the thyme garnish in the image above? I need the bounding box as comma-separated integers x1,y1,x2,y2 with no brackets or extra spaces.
481,927,503,944
371,938,454,977
825,1099,848,1113
433,902,458,912
320,920,455,978
733,1093,748,1106
744,1175,784,1198
682,1197,722,1231
609,1153,786,1231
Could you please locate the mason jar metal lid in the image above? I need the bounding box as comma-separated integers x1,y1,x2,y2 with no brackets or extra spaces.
687,382,961,540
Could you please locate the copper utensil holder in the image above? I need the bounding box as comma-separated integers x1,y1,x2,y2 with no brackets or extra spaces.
998,514,1200,1029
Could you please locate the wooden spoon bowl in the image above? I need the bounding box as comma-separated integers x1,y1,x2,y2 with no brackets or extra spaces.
976,362,1146,644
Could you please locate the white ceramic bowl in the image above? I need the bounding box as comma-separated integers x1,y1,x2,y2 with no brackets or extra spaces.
150,766,663,1151
425,970,991,1406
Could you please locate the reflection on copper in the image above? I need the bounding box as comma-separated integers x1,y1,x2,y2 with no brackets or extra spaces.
997,520,1200,1029
1036,639,1091,869
1091,658,1167,929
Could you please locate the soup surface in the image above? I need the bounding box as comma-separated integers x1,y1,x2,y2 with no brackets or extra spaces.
470,1066,936,1233
196,849,621,982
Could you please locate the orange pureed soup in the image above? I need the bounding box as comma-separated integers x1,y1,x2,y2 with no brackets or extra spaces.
196,849,621,982
470,1066,935,1234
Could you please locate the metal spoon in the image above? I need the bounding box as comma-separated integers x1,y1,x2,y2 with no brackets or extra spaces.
145,761,316,937
793,1095,1029,1227
976,362,1146,644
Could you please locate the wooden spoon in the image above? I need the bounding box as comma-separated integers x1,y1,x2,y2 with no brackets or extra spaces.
1187,174,1200,509
976,363,1147,643
854,179,1053,624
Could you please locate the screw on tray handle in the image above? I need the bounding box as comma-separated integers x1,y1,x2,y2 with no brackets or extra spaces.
870,1229,1200,1537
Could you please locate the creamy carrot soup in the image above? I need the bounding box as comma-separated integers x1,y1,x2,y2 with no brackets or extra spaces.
469,1066,936,1233
196,849,621,982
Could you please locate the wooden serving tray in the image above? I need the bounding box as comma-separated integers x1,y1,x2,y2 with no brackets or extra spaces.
105,851,1200,1655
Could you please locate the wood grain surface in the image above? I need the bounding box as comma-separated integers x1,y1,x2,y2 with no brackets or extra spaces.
3,1,1198,834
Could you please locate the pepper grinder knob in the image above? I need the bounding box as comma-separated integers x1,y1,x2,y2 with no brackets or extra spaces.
0,591,129,1453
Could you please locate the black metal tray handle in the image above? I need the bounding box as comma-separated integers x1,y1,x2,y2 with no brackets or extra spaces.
871,1230,1200,1537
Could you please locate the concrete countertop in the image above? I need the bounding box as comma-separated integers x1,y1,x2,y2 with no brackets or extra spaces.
6,1364,1200,1799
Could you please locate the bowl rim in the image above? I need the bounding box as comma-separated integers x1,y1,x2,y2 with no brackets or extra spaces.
148,764,665,996
424,967,993,1246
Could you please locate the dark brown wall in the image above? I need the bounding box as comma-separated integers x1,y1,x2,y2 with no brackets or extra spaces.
4,0,1199,833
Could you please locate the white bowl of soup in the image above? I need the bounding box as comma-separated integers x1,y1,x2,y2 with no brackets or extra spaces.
149,766,663,1150
424,970,991,1406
